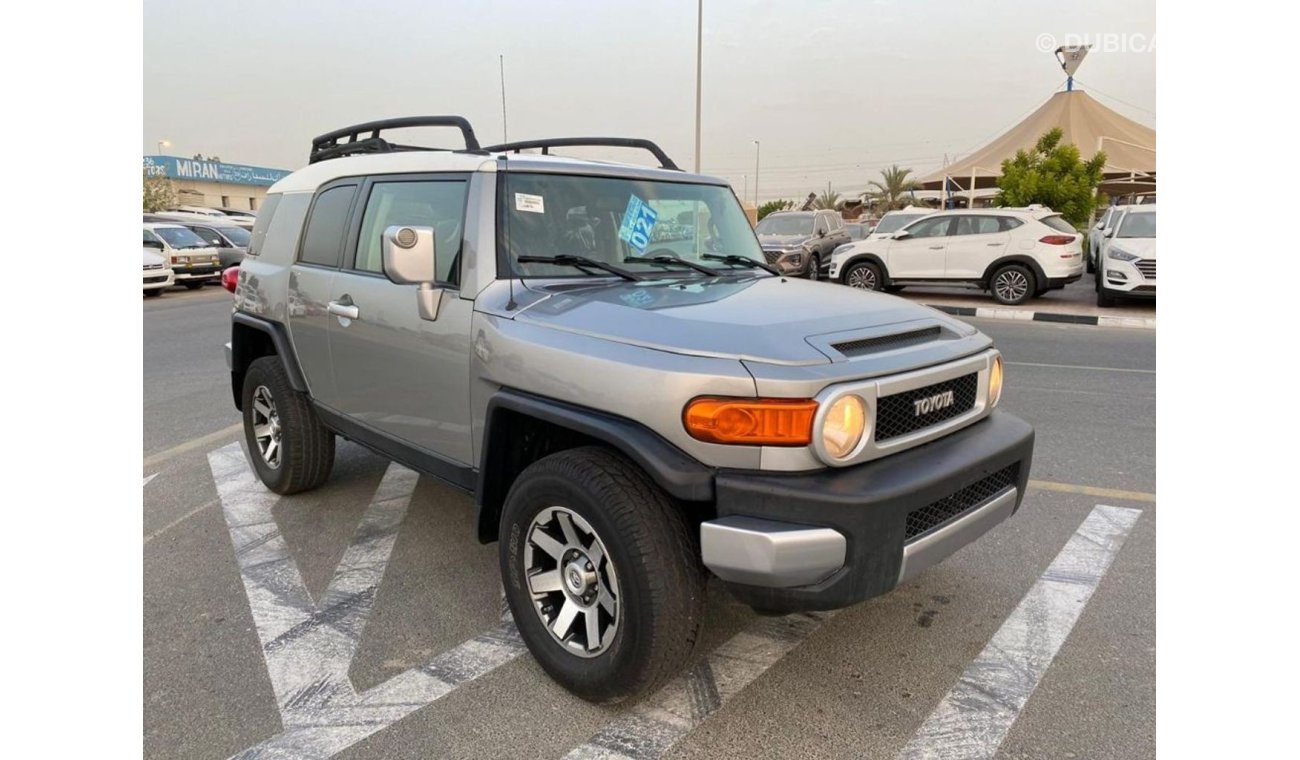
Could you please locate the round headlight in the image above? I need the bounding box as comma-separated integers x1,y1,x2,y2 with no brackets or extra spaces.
823,395,867,459
989,355,1004,407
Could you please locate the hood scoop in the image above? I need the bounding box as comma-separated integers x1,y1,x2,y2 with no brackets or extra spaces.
807,318,967,363
831,325,942,357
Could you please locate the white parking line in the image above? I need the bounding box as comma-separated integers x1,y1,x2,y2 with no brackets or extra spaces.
896,504,1141,760
209,443,525,759
143,473,158,487
563,611,834,760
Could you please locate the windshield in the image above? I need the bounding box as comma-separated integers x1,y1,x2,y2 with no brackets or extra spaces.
215,226,251,246
754,214,814,236
152,226,209,249
1117,211,1156,238
875,213,925,234
504,173,764,278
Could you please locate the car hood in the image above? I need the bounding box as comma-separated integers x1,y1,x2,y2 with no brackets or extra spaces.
512,275,978,366
1109,237,1156,258
757,234,809,249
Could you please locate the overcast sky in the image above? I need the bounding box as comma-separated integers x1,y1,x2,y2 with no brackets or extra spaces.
143,0,1155,202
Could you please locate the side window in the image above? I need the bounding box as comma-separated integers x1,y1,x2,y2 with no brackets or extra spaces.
143,229,161,245
997,217,1024,232
814,213,829,235
192,226,225,247
904,217,951,239
246,193,281,256
353,179,469,284
298,185,357,267
954,216,1001,235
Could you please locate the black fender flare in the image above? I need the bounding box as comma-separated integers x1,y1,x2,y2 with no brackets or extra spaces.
475,388,716,542
230,312,310,397
982,256,1048,289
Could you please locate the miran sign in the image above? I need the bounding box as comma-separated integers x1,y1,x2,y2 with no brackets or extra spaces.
143,155,291,187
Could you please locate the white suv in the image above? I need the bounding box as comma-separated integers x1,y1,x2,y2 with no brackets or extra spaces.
1095,205,1156,307
828,206,1084,305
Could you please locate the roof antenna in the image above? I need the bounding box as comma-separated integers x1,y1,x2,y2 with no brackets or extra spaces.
1054,44,1091,92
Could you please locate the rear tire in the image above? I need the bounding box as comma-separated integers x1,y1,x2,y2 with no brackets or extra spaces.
989,263,1035,305
241,356,335,494
500,446,705,704
844,261,884,291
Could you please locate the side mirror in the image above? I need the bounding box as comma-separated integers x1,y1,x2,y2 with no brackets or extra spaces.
893,230,911,240
1104,228,1117,239
382,225,442,321
816,229,826,238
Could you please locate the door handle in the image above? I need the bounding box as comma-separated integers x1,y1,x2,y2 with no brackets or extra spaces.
928,245,944,250
988,242,1004,246
328,300,360,320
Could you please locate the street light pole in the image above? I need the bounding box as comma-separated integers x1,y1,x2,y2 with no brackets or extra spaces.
157,139,171,155
693,0,703,173
753,140,760,206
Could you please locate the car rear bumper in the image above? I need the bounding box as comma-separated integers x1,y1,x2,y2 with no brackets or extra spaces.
700,410,1034,612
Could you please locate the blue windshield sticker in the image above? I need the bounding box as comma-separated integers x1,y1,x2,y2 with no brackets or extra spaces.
618,195,659,253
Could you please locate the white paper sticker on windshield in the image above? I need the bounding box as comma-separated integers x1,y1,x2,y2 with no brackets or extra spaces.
515,193,545,214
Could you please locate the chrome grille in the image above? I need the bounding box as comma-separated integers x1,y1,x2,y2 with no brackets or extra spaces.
875,373,979,442
1136,259,1156,279
762,250,783,265
144,263,165,270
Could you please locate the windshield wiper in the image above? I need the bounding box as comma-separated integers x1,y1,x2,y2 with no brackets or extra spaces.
516,254,641,282
702,253,782,276
624,254,721,276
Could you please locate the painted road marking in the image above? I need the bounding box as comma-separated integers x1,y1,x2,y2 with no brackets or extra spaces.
1027,480,1155,503
896,504,1141,760
143,422,241,469
563,612,835,760
143,473,158,487
1006,361,1155,375
209,443,525,759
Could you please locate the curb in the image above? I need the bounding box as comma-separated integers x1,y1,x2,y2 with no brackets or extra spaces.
925,304,1156,330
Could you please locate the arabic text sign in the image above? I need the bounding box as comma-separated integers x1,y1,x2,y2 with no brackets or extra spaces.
143,155,292,187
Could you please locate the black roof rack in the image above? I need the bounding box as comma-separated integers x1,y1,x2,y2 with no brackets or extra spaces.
309,116,482,164
482,137,681,171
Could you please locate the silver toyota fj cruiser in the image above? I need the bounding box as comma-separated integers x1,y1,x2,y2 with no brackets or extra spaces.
225,116,1035,703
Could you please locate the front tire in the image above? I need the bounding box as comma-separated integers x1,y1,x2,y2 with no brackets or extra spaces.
844,261,884,291
144,288,164,297
241,356,335,494
183,281,204,290
989,263,1035,305
807,255,821,281
500,447,705,704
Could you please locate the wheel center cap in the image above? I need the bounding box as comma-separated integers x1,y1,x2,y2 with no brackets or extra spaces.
563,557,596,596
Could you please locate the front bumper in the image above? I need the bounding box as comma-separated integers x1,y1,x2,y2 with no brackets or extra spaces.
142,269,174,290
1103,260,1156,296
700,411,1034,612
172,265,221,281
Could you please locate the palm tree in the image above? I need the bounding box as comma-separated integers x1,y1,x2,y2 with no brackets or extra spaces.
863,165,921,211
813,190,842,210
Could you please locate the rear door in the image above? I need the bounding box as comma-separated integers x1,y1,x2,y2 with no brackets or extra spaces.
326,174,475,466
286,181,358,406
882,215,952,278
944,215,1013,279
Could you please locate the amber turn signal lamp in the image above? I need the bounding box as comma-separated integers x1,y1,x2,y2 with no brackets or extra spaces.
683,397,818,446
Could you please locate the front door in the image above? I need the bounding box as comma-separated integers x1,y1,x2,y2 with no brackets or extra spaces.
883,215,952,278
945,215,1012,279
326,175,475,466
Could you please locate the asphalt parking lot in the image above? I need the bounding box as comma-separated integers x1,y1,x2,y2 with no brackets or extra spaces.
144,286,1155,760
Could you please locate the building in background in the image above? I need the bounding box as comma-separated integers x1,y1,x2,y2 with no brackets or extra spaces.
143,155,292,211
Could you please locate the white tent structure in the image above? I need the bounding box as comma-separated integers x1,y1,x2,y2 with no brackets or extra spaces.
920,88,1155,203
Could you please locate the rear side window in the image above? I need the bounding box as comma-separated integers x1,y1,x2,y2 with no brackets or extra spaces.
1039,214,1077,234
997,217,1024,232
190,226,224,247
299,185,357,267
246,194,282,256
353,179,469,283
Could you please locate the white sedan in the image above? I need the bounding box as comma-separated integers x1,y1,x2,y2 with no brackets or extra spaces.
143,247,174,297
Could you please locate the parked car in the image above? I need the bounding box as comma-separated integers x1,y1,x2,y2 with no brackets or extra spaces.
754,209,851,279
143,223,222,289
1088,205,1129,274
216,207,257,221
828,206,1084,305
1095,205,1156,307
866,207,932,240
180,222,251,269
226,115,1034,704
167,205,226,217
142,247,174,296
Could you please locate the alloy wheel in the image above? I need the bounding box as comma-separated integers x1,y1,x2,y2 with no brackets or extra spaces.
994,270,1029,303
847,266,876,290
524,506,620,658
250,385,282,469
